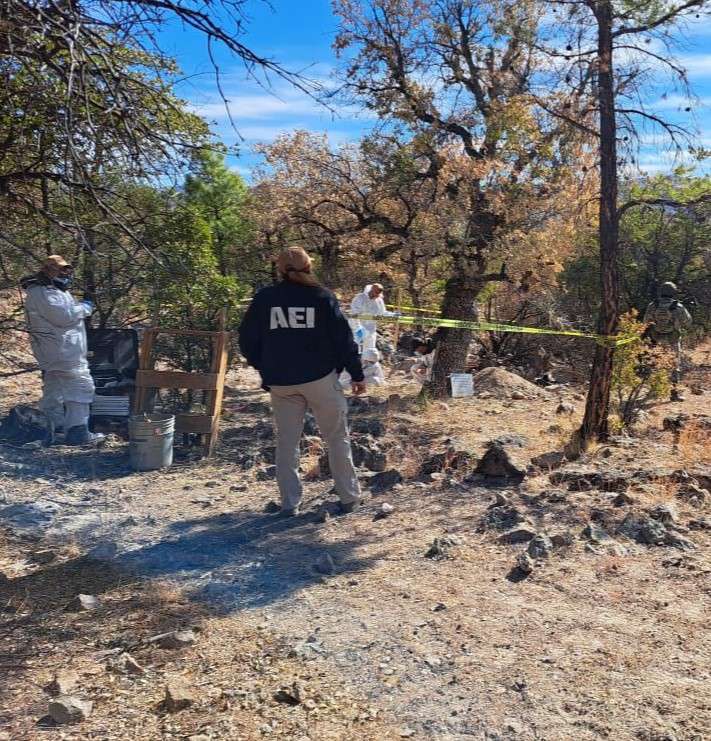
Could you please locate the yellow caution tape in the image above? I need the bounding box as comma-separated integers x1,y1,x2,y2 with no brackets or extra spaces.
352,313,638,348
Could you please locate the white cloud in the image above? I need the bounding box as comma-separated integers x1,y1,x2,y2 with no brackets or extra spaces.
190,93,325,121
648,93,711,111
215,122,356,145
629,146,710,175
678,53,711,78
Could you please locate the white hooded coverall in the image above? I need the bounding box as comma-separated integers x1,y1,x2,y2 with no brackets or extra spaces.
350,284,394,352
339,348,386,388
24,284,95,430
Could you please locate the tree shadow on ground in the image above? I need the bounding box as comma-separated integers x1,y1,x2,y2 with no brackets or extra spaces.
117,507,386,615
0,442,135,483
0,550,212,691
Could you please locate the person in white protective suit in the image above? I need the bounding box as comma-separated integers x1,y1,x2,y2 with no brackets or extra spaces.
21,255,105,446
349,283,397,352
339,348,386,389
410,338,435,384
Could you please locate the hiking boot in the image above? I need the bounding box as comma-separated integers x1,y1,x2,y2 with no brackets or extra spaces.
279,505,301,517
264,500,281,514
670,389,685,402
65,424,106,446
338,499,361,515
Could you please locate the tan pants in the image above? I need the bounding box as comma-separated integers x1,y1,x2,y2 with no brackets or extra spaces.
269,372,361,510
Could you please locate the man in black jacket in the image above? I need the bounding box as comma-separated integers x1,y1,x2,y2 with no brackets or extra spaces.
239,247,365,516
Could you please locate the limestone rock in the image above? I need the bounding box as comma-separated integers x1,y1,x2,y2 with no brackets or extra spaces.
66,594,99,612
48,696,93,724
425,534,463,560
618,513,692,549
649,503,678,525
527,534,553,559
624,514,667,545
110,652,145,676
482,505,528,532
165,680,196,712
491,434,528,448
374,502,394,521
273,682,303,706
676,483,707,506
516,552,534,575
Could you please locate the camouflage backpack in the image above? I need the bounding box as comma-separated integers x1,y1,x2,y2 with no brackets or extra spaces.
648,299,679,335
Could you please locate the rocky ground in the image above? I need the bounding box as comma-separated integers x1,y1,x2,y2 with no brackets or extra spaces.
0,346,710,741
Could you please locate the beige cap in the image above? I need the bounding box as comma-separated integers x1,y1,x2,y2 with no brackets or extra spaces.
42,254,73,271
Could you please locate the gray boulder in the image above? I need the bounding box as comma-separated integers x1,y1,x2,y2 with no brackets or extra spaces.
425,534,463,560
527,534,553,559
369,469,403,493
48,696,93,725
473,442,527,482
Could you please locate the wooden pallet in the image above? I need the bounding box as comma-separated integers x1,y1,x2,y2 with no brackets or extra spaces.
132,316,229,457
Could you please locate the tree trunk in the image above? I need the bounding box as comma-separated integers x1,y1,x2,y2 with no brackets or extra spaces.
424,269,478,397
320,240,340,288
579,0,619,446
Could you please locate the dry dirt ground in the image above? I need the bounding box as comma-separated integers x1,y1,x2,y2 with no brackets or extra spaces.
0,343,710,741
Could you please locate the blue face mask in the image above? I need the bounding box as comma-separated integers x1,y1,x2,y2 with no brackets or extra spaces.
53,276,73,289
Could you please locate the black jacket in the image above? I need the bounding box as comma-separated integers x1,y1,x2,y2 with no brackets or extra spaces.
238,281,364,387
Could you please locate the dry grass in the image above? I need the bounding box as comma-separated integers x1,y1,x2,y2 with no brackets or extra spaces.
139,579,186,609
1,339,709,740
676,419,711,467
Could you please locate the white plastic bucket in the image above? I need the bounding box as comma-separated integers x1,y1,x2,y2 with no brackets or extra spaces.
450,373,474,398
128,413,174,471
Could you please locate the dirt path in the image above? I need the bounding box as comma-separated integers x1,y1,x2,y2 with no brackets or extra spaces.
1,358,710,740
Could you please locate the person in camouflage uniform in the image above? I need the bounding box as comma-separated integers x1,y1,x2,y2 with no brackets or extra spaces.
643,281,692,402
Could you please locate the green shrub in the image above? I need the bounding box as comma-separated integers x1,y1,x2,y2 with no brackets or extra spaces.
612,311,673,427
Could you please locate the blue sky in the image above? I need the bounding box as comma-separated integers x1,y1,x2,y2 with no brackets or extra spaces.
163,0,711,181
